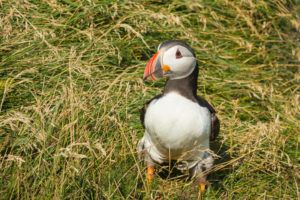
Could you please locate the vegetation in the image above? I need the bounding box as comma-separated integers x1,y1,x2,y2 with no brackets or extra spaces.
0,0,299,199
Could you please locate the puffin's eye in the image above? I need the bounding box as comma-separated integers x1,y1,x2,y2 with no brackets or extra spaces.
175,49,182,58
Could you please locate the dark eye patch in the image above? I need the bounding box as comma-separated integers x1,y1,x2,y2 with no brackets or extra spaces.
175,49,182,58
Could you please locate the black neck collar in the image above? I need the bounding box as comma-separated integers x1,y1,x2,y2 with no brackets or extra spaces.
163,64,199,102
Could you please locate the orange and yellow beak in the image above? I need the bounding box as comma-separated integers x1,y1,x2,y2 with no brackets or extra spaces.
143,51,170,81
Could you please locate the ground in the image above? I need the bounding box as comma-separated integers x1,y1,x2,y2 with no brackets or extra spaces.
0,0,299,199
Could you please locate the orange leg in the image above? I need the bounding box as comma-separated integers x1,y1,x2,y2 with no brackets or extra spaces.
197,177,207,193
199,183,206,192
147,166,154,184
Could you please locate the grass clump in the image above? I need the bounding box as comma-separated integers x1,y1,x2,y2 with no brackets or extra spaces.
0,0,299,199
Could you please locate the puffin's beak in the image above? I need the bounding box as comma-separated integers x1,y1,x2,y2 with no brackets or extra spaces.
143,52,163,81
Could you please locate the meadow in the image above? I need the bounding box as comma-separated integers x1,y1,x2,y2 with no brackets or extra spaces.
0,0,299,199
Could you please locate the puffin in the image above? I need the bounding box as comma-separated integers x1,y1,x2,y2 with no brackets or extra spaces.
138,40,220,191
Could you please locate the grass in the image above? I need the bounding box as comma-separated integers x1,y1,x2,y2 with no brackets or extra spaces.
0,0,299,199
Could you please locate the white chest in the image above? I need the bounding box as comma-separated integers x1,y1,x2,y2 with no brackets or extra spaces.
144,92,211,151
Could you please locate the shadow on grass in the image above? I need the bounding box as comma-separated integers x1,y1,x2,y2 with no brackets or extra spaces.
209,139,232,191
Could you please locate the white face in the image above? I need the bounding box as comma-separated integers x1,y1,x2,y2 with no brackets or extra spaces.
162,45,196,79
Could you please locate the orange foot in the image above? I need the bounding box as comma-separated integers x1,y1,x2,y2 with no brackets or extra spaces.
147,167,154,184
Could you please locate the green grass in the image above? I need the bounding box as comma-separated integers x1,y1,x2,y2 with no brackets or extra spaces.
0,0,299,199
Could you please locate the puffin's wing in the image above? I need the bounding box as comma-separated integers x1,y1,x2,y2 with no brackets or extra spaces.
140,94,163,128
210,112,220,141
196,96,220,141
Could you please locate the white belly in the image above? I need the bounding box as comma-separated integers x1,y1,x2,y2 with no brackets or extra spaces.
144,92,211,161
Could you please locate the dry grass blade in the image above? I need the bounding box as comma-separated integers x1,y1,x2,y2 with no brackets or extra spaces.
0,0,299,199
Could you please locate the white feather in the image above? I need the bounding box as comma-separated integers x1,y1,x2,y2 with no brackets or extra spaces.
163,45,196,80
143,92,211,168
